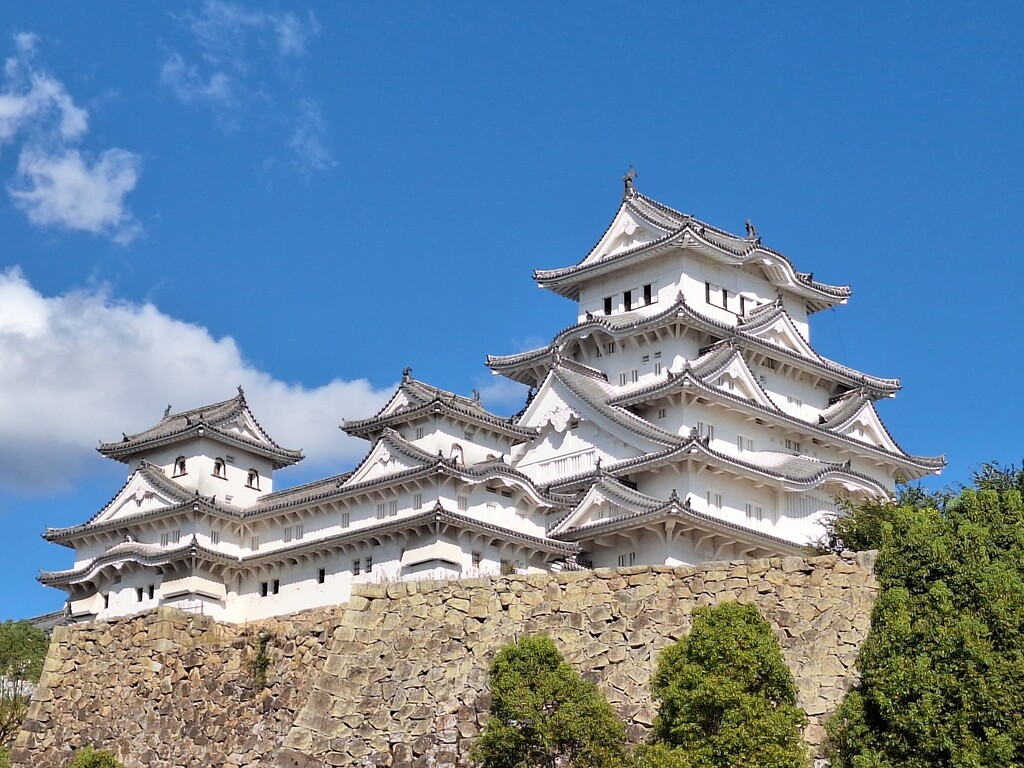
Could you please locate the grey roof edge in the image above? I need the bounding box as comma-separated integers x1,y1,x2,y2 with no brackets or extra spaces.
342,396,538,441
533,191,849,302
606,352,944,473
98,421,304,467
489,295,900,394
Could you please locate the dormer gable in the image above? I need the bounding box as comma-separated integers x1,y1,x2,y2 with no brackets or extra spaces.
822,395,904,455
579,204,671,267
741,309,816,359
548,478,659,536
92,464,193,527
341,430,436,488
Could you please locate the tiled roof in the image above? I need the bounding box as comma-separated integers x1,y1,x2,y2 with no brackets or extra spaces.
343,377,537,441
97,391,303,468
549,435,891,496
552,492,806,556
534,190,850,310
488,295,901,396
607,348,944,474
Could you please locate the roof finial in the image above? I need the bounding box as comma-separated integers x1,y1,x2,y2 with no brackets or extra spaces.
402,366,412,382
163,404,172,418
622,166,638,199
236,385,245,399
471,388,481,404
744,219,758,240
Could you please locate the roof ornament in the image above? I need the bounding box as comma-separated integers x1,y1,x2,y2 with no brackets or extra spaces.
622,166,638,200
585,310,594,321
402,366,412,382
526,387,537,406
669,488,679,502
122,432,129,442
163,404,172,418
744,219,759,241
471,388,481,404
237,385,245,399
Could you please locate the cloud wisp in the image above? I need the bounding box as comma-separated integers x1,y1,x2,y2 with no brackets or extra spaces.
0,269,392,493
0,33,142,243
162,1,334,176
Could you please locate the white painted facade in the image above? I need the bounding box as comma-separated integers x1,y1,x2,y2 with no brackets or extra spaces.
41,181,943,623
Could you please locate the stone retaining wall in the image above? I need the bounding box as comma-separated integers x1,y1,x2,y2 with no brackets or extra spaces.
14,552,876,768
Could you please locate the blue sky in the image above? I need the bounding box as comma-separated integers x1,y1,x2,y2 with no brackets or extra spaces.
0,2,1021,620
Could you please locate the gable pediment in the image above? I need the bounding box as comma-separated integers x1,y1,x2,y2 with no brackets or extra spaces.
550,481,656,535
705,352,776,409
342,434,430,488
581,206,670,266
93,471,186,525
833,402,902,454
745,313,815,359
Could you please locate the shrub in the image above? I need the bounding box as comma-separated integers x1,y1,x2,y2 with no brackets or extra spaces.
649,602,809,768
67,747,124,768
472,634,628,768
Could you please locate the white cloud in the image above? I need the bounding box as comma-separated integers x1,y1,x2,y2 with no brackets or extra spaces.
163,1,332,177
0,34,142,242
8,148,142,243
289,98,335,176
0,269,393,493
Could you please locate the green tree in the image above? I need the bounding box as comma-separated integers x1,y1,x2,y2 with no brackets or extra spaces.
827,488,1024,768
67,747,123,768
0,620,49,747
472,634,628,768
648,602,809,768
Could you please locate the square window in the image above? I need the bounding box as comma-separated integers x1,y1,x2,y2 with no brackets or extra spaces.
415,427,425,439
604,342,615,355
617,552,636,567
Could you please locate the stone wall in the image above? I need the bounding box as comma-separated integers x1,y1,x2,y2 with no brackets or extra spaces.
14,552,876,768
12,606,344,768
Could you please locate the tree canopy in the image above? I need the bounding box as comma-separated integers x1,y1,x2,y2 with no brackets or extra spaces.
827,486,1024,768
645,601,809,768
0,620,48,747
472,634,629,768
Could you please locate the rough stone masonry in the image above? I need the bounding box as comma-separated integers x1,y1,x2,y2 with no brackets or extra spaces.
13,551,876,768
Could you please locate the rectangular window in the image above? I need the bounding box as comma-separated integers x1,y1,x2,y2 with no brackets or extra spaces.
366,556,373,573
642,354,650,364
210,530,220,545
295,523,304,540
603,296,613,315
785,439,802,452
260,582,268,597
631,369,639,383
136,587,144,602
284,526,293,543
657,408,666,419
787,395,802,408
250,535,260,551
340,511,350,528
619,372,628,386
103,594,109,609
472,551,482,567
764,358,778,370
705,282,727,309
376,503,386,520
758,374,768,387
389,500,398,517
617,552,636,567
415,427,425,440
737,436,754,453
707,490,723,511
746,503,764,523
458,495,469,511
353,559,361,576
413,493,422,509
623,290,632,311
317,568,326,584
148,584,155,600
604,341,615,355
654,363,662,375
160,532,169,547
643,283,653,305
697,421,714,440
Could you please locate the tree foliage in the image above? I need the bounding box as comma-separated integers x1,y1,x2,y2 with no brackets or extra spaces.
648,602,809,768
472,634,628,768
827,487,1024,768
67,747,124,768
0,620,48,747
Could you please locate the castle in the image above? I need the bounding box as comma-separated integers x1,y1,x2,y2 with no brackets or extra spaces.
40,177,943,623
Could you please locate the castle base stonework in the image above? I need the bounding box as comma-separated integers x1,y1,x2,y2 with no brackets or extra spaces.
14,552,876,768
